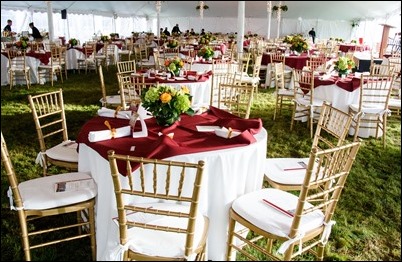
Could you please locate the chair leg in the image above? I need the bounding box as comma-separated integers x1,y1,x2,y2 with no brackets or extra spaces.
226,216,236,261
88,204,97,261
25,71,30,89
9,72,13,90
19,215,32,261
316,242,325,261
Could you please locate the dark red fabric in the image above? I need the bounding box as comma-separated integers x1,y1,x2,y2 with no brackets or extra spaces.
313,75,361,92
3,51,52,65
144,70,211,83
338,44,370,53
76,106,262,175
261,53,310,70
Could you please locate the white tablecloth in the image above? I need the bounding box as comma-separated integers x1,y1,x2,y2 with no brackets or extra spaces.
156,79,212,110
78,128,267,261
1,53,44,86
296,83,380,138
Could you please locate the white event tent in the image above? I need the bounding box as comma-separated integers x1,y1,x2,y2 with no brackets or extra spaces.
1,1,401,50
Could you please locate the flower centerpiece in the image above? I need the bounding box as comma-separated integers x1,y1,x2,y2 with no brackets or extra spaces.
197,45,214,59
164,56,184,76
14,36,29,50
100,35,109,42
166,39,179,48
272,5,288,12
199,34,215,45
69,38,78,46
334,57,355,76
141,85,194,126
283,34,308,54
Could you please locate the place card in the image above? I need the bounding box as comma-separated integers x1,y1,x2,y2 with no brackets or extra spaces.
196,125,221,132
275,160,307,171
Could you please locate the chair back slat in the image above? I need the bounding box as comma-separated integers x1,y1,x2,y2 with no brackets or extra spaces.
107,150,205,257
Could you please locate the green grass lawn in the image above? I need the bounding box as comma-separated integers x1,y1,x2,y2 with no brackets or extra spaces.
1,66,401,261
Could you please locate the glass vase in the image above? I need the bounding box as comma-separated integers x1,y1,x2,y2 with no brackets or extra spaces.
154,111,180,127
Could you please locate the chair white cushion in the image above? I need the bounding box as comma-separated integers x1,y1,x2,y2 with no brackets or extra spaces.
277,89,293,96
232,188,324,238
349,103,388,115
388,98,401,109
46,140,79,163
265,158,310,185
122,202,207,259
99,95,122,105
295,97,325,107
18,172,97,210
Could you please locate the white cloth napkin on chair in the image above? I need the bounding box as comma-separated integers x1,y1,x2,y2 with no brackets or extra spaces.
214,127,241,139
97,107,132,119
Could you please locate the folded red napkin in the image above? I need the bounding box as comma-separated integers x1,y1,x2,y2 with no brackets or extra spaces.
196,70,213,81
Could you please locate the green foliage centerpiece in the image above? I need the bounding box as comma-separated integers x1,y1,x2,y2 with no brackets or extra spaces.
334,57,355,76
197,45,214,59
141,85,194,126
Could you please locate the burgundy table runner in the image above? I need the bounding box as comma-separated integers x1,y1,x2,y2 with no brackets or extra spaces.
76,106,262,175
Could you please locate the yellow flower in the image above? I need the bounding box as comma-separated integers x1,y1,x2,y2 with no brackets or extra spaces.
181,86,190,94
160,93,172,103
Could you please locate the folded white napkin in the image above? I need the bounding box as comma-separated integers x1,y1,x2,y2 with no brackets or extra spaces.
131,113,148,138
88,125,131,142
319,74,331,80
97,107,131,119
214,127,241,139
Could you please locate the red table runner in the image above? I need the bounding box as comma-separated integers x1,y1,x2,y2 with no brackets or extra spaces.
76,106,262,175
2,51,51,65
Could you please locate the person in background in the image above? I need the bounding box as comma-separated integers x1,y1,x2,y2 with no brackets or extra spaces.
200,28,206,35
3,19,16,36
159,27,163,36
309,27,316,44
190,28,196,36
171,23,182,35
29,22,43,40
163,27,170,36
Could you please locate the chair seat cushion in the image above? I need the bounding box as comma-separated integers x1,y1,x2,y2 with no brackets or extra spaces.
46,140,79,163
99,95,121,105
18,172,97,210
349,103,388,114
388,98,401,108
232,188,324,238
265,158,310,185
277,89,294,96
296,97,325,107
122,202,207,259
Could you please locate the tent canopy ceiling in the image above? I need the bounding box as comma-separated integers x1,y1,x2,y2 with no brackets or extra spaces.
1,1,401,22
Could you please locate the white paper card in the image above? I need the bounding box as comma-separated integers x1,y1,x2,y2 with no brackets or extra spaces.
196,125,221,132
55,178,96,192
132,114,148,138
215,127,241,139
275,160,307,171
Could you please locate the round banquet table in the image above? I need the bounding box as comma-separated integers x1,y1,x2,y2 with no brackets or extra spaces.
77,109,267,261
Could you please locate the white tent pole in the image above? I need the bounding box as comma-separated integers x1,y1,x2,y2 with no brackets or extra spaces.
237,1,245,54
92,13,96,35
276,1,282,38
267,1,272,40
45,1,55,42
66,17,70,40
156,1,162,38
